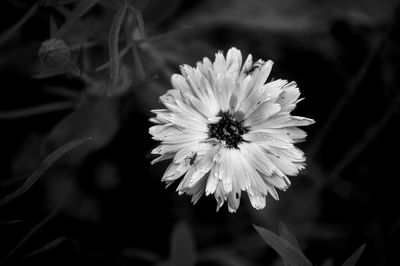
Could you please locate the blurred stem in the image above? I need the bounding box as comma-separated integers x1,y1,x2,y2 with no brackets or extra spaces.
107,0,128,96
0,206,60,264
328,94,400,181
44,86,80,98
53,5,69,17
122,247,161,263
309,93,400,191
54,0,98,38
0,3,39,47
131,41,146,81
0,102,75,120
143,43,174,80
307,25,392,159
376,213,400,266
128,5,146,38
69,40,97,51
138,25,192,44
0,174,29,187
95,26,192,72
0,220,23,226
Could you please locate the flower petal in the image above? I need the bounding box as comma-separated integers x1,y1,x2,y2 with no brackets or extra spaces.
248,194,266,210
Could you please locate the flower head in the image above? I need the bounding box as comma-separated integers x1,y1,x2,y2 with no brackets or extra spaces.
149,48,314,212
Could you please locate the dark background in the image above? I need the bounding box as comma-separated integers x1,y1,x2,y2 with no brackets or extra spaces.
1,0,400,265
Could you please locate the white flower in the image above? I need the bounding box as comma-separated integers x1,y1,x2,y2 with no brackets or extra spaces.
149,47,314,212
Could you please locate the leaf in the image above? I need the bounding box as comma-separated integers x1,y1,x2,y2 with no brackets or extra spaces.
342,244,366,266
0,102,74,120
107,1,128,95
54,0,98,38
169,221,197,266
0,207,59,264
278,222,301,250
253,224,312,266
0,137,92,208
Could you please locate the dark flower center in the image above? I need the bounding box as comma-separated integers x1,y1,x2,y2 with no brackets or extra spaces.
208,111,248,149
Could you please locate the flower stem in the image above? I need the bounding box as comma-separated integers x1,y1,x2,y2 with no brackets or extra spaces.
0,3,39,47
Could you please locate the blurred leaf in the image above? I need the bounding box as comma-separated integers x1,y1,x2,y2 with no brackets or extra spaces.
176,0,326,33
199,248,253,266
0,207,59,264
0,138,91,208
55,0,98,38
107,1,128,95
176,0,397,34
170,221,196,266
326,0,398,26
253,224,312,266
342,244,366,266
95,25,191,73
159,221,197,266
40,0,77,6
130,41,146,81
0,3,38,47
122,247,161,263
86,64,133,97
0,102,74,120
43,98,119,160
44,86,80,98
278,222,301,250
141,0,181,24
33,62,80,78
321,258,335,266
45,173,101,222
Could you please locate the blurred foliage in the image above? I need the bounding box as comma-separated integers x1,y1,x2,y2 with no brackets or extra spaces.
1,0,400,265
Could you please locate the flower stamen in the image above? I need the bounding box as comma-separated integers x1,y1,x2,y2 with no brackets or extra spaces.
208,111,248,149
